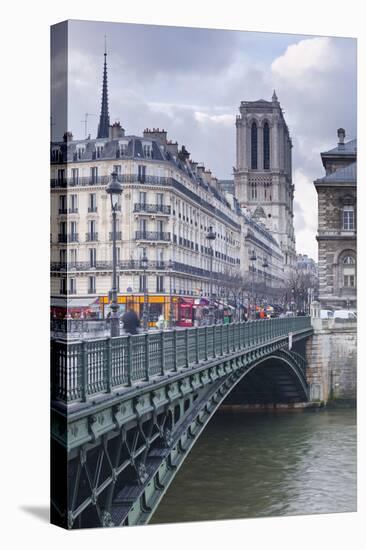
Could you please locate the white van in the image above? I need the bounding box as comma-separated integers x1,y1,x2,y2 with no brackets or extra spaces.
320,309,333,319
334,310,357,320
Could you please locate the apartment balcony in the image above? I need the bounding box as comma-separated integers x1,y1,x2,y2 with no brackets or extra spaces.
135,231,171,242
88,206,98,213
133,203,171,215
50,175,110,188
58,233,79,243
85,232,98,242
58,208,67,215
109,232,122,240
68,208,79,214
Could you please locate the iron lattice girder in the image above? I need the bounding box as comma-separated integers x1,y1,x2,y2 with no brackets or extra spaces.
52,332,311,528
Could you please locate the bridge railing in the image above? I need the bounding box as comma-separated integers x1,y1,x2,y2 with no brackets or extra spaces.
51,316,312,403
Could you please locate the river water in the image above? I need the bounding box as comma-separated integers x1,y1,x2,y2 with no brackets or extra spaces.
151,409,356,524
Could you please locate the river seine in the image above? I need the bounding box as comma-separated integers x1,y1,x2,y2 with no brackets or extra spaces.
151,409,356,524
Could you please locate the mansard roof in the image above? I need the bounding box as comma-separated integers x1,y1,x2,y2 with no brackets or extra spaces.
322,138,357,156
51,135,233,210
315,161,357,184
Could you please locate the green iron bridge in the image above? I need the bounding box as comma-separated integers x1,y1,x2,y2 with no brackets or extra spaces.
51,316,313,529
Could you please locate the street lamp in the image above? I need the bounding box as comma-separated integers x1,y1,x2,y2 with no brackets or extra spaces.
250,249,257,320
140,251,148,331
106,172,123,337
206,226,216,325
262,258,269,307
168,259,174,328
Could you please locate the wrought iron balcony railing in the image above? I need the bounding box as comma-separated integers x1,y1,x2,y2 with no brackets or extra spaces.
51,316,313,403
58,233,79,243
51,175,110,188
135,231,171,242
88,206,98,213
68,208,78,214
109,231,122,240
58,208,67,215
85,232,98,242
50,260,240,284
133,203,171,215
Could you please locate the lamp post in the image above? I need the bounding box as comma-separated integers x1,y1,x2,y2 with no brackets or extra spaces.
262,257,269,307
168,259,175,328
250,249,257,320
140,251,148,331
106,172,123,337
206,226,216,325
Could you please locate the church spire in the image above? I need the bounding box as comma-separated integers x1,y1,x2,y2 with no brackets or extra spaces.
97,36,110,139
272,89,278,102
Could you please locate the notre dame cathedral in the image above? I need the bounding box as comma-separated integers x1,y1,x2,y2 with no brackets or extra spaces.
234,92,296,277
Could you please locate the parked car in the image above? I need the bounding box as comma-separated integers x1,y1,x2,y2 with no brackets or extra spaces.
320,309,334,319
334,310,357,320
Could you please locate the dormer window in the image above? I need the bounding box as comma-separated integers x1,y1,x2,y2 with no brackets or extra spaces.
143,144,152,158
118,142,128,156
51,148,61,162
77,146,85,160
96,145,104,158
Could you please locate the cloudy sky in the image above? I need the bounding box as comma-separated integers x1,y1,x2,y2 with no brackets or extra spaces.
53,20,357,260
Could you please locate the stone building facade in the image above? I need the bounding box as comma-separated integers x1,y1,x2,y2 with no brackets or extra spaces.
50,51,288,321
314,129,357,310
234,92,296,277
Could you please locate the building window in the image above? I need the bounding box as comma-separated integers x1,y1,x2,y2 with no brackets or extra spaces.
343,206,354,230
59,195,67,213
88,276,96,294
251,122,258,169
69,249,77,267
143,144,151,158
59,249,66,265
138,165,146,183
57,169,65,184
139,191,147,206
89,248,96,267
263,122,270,169
90,167,98,184
113,165,122,175
69,194,78,213
77,147,85,159
96,145,104,158
69,278,76,294
342,255,356,288
71,168,79,185
139,274,147,292
89,193,97,212
60,278,67,294
156,275,164,293
119,143,127,156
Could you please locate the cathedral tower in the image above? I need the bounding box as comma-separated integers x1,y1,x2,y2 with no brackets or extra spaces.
234,92,296,275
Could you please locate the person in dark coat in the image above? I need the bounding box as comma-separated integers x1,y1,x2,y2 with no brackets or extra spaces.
121,308,140,335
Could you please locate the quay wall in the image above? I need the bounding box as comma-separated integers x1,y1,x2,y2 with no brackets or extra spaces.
305,317,357,405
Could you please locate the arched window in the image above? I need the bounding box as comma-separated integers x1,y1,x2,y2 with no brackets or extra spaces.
251,122,258,169
342,254,356,288
263,122,270,169
343,206,354,230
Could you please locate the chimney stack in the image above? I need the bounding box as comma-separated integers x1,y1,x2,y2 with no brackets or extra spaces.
337,128,346,148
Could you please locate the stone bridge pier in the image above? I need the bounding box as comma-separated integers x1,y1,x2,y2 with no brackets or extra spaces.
305,302,357,405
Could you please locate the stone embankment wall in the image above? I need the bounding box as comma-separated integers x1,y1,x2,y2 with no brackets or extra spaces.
305,317,357,405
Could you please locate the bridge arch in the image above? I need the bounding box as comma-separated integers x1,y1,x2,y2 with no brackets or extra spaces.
52,318,313,529
114,350,309,526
